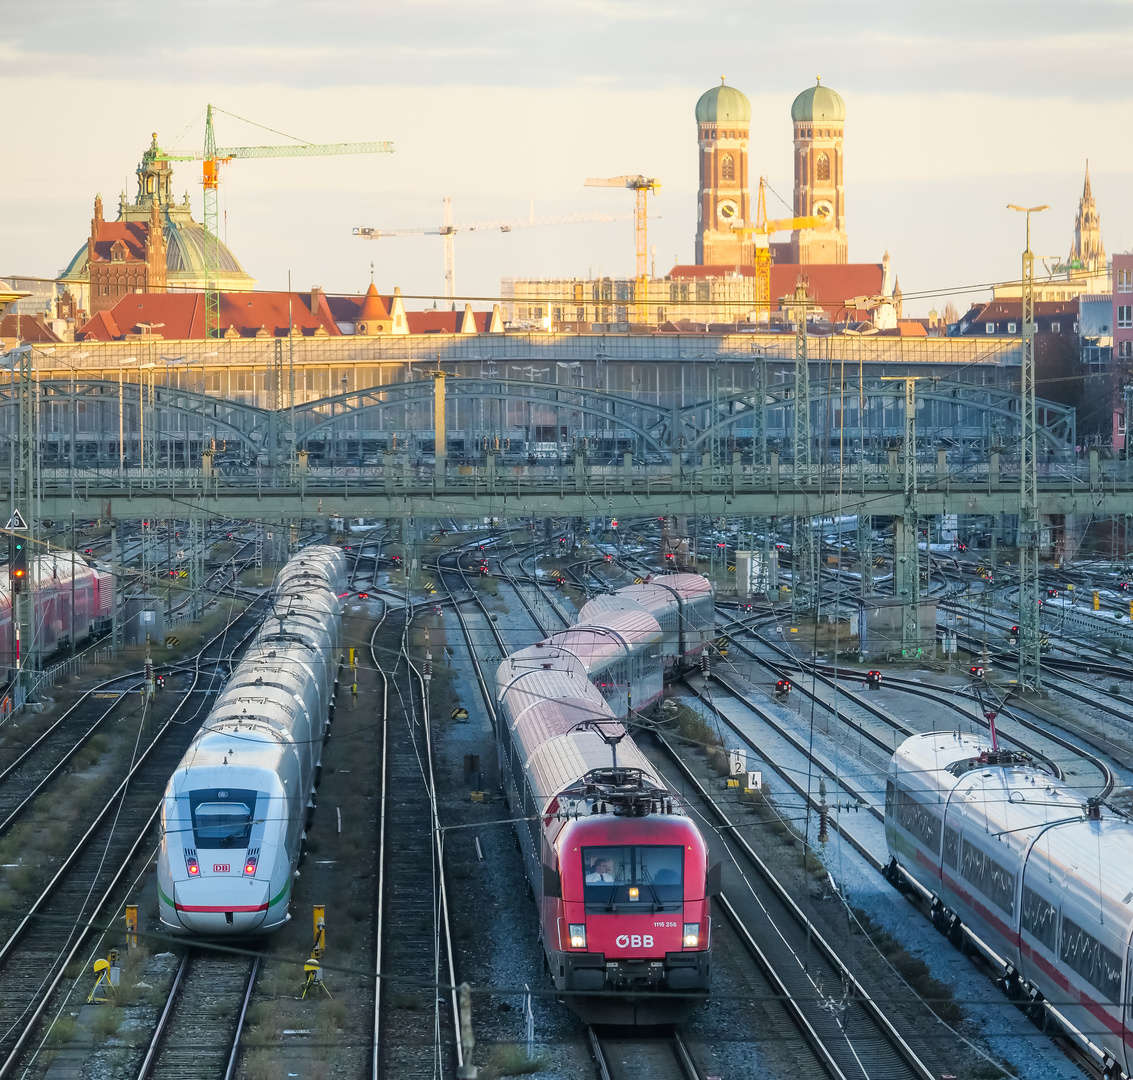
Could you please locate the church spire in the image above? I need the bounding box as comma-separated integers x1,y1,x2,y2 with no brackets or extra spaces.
1070,159,1104,275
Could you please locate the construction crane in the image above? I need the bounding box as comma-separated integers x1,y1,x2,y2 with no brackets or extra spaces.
731,178,829,323
157,104,394,338
584,175,660,324
353,197,629,300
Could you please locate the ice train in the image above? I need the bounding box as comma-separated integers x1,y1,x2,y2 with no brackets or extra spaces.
886,731,1133,1078
156,545,346,935
496,573,717,1024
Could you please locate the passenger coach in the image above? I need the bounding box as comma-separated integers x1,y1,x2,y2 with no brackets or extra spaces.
886,731,1133,1078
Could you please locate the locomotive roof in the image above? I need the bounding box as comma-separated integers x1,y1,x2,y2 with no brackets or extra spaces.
526,728,662,815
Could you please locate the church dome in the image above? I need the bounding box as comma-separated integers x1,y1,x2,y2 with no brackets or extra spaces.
791,79,846,123
61,219,254,293
60,134,256,296
695,79,751,124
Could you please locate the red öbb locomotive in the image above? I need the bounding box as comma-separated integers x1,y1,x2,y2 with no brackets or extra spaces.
496,573,715,1023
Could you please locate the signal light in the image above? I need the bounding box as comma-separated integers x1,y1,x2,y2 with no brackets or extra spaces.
9,536,26,591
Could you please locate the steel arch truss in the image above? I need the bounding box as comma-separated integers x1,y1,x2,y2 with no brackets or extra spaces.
0,379,272,455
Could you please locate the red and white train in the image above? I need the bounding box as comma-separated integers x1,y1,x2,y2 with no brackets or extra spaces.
495,573,717,1024
0,553,113,671
886,731,1133,1078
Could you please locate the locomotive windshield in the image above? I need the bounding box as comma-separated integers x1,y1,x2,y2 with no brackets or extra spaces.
188,788,258,849
582,845,683,910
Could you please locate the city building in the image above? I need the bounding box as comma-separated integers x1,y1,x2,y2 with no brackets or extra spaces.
75,286,503,342
951,299,1080,337
59,134,256,316
783,78,848,264
993,164,1110,302
694,78,753,266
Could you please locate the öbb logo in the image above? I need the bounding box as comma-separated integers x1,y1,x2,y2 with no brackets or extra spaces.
615,934,654,949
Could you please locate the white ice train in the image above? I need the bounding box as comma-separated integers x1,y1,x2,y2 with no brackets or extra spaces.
157,545,347,935
886,731,1133,1078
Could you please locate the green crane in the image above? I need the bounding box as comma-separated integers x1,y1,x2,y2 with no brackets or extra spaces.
156,104,394,339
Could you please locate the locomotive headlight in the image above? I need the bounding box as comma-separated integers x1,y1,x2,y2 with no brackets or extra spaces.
628,887,640,901
568,924,587,949
244,857,258,875
185,855,199,876
683,923,700,948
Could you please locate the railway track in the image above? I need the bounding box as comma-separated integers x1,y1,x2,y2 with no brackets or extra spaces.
647,730,937,1080
0,605,266,1077
135,951,258,1080
589,1025,700,1080
373,604,461,1078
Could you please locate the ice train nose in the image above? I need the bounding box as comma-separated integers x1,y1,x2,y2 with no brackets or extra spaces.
172,880,271,934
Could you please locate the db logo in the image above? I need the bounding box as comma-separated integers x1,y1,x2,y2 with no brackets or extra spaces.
212,863,231,873
615,934,654,949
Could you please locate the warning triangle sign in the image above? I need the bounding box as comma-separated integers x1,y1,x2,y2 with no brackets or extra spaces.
5,510,27,530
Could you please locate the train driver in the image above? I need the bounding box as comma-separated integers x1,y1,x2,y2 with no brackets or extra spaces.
586,856,615,883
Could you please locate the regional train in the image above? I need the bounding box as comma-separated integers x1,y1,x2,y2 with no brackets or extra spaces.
157,545,346,935
496,573,717,1023
886,731,1133,1078
0,553,113,670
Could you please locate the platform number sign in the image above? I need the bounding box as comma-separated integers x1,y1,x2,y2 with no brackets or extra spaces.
729,748,746,775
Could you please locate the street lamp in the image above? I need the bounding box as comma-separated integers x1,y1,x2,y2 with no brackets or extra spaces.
139,362,156,472
119,357,137,469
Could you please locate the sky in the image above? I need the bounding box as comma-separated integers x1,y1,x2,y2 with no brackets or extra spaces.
4,1,1133,318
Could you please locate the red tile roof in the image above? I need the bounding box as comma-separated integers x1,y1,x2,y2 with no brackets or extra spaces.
77,291,343,340
0,314,63,344
405,310,493,334
91,222,150,262
76,290,500,340
356,282,391,322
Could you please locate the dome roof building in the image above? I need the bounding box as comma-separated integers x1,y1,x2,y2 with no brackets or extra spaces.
787,78,848,264
790,80,847,123
695,80,752,124
61,134,255,315
695,79,754,266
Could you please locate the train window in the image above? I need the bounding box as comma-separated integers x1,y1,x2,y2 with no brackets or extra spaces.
943,825,959,870
582,845,684,910
895,787,942,854
1060,915,1121,1001
1021,886,1057,952
188,788,258,849
960,838,1016,917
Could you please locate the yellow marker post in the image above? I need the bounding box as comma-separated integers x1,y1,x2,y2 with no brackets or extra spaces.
125,905,138,950
312,905,326,958
1094,590,1101,611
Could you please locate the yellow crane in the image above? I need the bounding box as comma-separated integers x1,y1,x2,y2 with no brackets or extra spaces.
584,175,660,324
732,178,829,323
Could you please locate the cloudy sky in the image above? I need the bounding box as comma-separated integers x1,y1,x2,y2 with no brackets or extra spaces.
3,1,1131,316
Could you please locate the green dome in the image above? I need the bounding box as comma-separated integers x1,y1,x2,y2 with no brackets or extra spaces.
695,80,751,124
791,80,846,123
